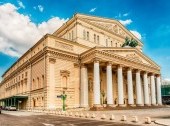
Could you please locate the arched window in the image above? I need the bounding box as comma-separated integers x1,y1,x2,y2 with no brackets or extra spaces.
83,30,86,40
97,35,100,44
106,39,108,47
62,76,67,88
94,34,96,43
87,31,89,41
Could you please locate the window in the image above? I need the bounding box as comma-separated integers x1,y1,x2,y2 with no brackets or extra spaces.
106,39,108,47
83,30,86,40
111,41,113,47
87,31,89,41
72,30,74,40
62,76,67,88
94,34,96,43
97,35,99,44
116,43,117,47
69,33,71,40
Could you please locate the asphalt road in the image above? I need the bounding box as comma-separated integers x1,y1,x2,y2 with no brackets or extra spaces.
0,113,137,126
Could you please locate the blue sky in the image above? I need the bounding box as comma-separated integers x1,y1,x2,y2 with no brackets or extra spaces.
0,0,170,81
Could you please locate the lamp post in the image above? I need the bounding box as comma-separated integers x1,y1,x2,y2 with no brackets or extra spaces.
61,91,67,111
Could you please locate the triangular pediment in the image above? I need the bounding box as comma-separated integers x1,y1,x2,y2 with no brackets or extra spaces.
76,13,143,46
99,48,160,69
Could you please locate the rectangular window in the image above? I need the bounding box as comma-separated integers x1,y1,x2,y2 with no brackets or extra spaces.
106,39,108,47
72,30,74,40
94,34,96,43
69,33,71,40
97,35,99,44
83,30,86,40
87,31,89,41
111,41,113,47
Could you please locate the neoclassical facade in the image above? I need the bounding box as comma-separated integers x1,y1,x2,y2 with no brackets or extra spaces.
0,13,162,110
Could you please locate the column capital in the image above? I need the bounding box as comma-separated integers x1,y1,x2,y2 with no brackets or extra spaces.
80,63,87,68
93,58,100,63
135,69,141,73
117,64,124,68
127,67,133,71
106,61,112,66
49,58,56,64
155,74,161,77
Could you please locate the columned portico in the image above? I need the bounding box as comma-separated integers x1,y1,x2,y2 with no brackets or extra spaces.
156,75,162,105
127,68,134,105
143,72,150,105
93,59,101,107
80,64,88,107
151,74,156,105
136,70,143,106
106,62,113,106
117,65,124,106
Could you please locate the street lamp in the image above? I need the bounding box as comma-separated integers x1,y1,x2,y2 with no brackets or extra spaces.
61,91,67,111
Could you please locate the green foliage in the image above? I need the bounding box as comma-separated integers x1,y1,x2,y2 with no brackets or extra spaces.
122,37,138,47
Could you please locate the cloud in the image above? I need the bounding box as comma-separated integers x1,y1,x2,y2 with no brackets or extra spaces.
130,30,142,40
0,3,68,57
89,7,97,13
17,0,25,9
119,19,132,26
38,5,44,12
123,13,129,17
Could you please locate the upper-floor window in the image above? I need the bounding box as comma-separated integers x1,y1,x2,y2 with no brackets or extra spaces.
71,30,74,40
116,43,117,47
97,35,99,44
87,31,89,41
106,39,108,47
111,41,113,47
69,33,71,40
94,34,96,43
83,30,86,40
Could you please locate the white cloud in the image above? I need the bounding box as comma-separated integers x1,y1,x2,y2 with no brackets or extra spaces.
0,3,68,57
17,0,25,9
123,13,129,17
33,6,36,10
119,19,132,26
89,7,97,13
130,30,142,40
37,5,44,12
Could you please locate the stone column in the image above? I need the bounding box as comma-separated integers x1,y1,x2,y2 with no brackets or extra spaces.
80,64,88,107
127,68,134,105
156,75,162,105
143,72,150,105
136,70,143,106
117,65,124,106
106,62,113,106
151,74,156,105
93,59,101,107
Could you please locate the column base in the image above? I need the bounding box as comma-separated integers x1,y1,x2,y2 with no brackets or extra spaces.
128,104,136,107
158,104,162,106
118,104,126,107
151,104,158,106
136,104,144,107
144,104,151,106
90,104,103,111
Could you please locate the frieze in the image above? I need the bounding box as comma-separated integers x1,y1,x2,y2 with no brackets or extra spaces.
55,41,74,51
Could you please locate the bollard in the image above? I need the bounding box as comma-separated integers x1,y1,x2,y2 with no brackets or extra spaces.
145,117,151,124
132,116,138,123
91,113,95,118
85,113,89,118
121,115,127,121
101,114,106,120
69,112,73,116
110,115,115,120
75,112,79,117
79,113,84,117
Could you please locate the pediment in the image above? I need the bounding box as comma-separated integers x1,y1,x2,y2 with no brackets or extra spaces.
102,48,159,69
76,14,143,46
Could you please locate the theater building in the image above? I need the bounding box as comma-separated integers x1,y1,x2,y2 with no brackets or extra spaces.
0,13,162,110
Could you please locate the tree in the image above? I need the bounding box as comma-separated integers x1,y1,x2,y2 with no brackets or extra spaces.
122,37,138,47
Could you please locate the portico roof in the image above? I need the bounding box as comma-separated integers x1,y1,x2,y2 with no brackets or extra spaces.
80,47,160,74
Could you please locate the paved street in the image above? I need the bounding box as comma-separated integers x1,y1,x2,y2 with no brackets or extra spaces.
0,111,136,126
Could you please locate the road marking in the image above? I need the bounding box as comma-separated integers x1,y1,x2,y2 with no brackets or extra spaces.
42,123,55,126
